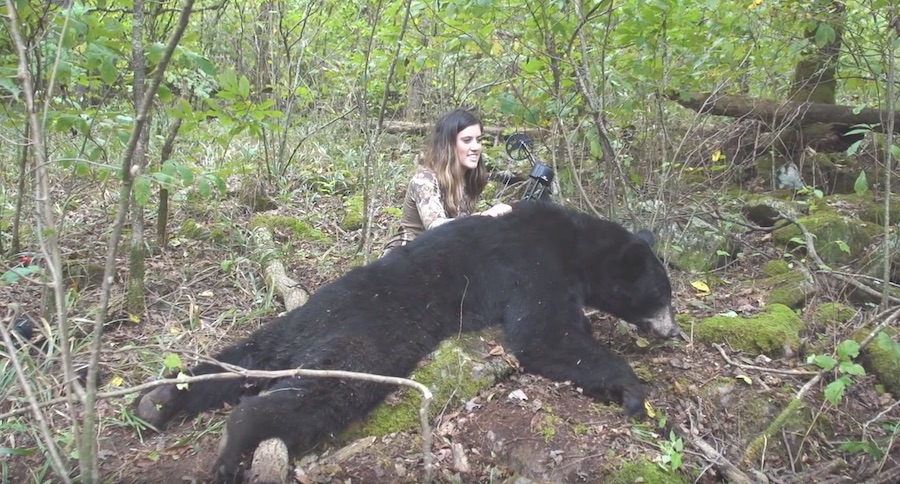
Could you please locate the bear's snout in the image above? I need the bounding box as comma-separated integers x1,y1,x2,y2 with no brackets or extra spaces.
642,306,681,339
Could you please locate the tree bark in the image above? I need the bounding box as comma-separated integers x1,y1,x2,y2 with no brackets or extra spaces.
788,2,844,104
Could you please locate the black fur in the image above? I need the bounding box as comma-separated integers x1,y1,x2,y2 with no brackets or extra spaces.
136,201,676,483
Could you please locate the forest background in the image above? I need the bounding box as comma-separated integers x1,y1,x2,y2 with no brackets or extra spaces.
2,0,900,483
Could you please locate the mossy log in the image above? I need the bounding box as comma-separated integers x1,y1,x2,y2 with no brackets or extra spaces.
248,225,310,484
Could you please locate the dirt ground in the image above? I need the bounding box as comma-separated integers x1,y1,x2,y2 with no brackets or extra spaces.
3,193,900,484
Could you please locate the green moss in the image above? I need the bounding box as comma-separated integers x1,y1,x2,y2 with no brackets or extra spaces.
695,304,803,355
382,206,402,218
675,313,695,331
537,414,562,443
763,259,791,276
250,214,329,243
348,332,510,439
606,458,690,484
341,195,365,231
179,219,203,239
855,328,900,394
742,398,803,466
209,226,229,244
814,302,856,327
772,212,880,265
828,193,900,226
632,363,655,382
765,269,814,309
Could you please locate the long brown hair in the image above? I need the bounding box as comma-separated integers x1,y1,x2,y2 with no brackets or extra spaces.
421,109,488,217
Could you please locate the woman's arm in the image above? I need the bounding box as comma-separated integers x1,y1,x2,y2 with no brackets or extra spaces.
479,203,512,217
409,171,454,229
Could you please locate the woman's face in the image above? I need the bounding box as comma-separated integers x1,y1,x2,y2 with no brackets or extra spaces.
455,124,483,171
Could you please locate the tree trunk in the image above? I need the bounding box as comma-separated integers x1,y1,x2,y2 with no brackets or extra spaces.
127,0,150,316
788,2,845,104
156,118,182,248
9,116,28,257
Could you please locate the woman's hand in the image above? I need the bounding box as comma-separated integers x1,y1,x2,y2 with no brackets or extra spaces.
480,203,513,217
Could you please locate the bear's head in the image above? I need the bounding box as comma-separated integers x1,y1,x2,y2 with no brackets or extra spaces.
583,228,680,339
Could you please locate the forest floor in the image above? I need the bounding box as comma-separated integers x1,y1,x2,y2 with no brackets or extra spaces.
4,188,900,484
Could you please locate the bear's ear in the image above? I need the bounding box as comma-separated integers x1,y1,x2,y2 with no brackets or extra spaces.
618,239,652,282
634,229,656,247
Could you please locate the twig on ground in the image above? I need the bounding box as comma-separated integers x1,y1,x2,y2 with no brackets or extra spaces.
687,434,757,484
713,344,819,376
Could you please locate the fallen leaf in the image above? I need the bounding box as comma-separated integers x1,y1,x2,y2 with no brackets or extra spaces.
508,389,528,401
691,280,711,297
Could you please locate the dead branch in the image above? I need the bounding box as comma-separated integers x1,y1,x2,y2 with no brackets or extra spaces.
713,344,819,376
687,434,758,484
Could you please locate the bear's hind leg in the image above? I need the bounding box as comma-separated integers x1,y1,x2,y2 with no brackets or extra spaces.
212,376,393,483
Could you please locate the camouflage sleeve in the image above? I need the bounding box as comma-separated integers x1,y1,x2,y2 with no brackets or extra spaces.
409,171,452,229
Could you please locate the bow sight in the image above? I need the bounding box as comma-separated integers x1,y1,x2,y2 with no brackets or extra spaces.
504,132,554,202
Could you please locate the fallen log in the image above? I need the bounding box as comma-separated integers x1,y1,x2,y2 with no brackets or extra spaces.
670,92,900,133
382,120,548,139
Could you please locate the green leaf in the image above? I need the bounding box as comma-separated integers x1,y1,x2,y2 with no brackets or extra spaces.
789,236,807,246
100,56,118,84
837,339,860,360
186,51,216,76
134,174,151,206
197,177,211,198
811,354,837,371
0,77,21,98
147,42,166,64
824,377,848,405
157,83,173,102
839,362,865,376
238,75,251,99
2,265,42,284
75,161,91,177
176,164,195,184
163,353,183,370
814,23,836,48
891,144,900,159
0,447,36,456
151,171,178,188
836,240,850,254
846,139,863,156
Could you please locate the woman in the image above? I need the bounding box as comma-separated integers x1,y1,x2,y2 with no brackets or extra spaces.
382,109,512,256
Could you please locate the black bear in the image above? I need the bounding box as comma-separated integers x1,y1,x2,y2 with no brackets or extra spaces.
136,201,679,483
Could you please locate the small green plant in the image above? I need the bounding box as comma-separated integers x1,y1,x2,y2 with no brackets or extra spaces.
839,421,899,460
1,262,41,285
658,430,684,472
808,339,866,405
